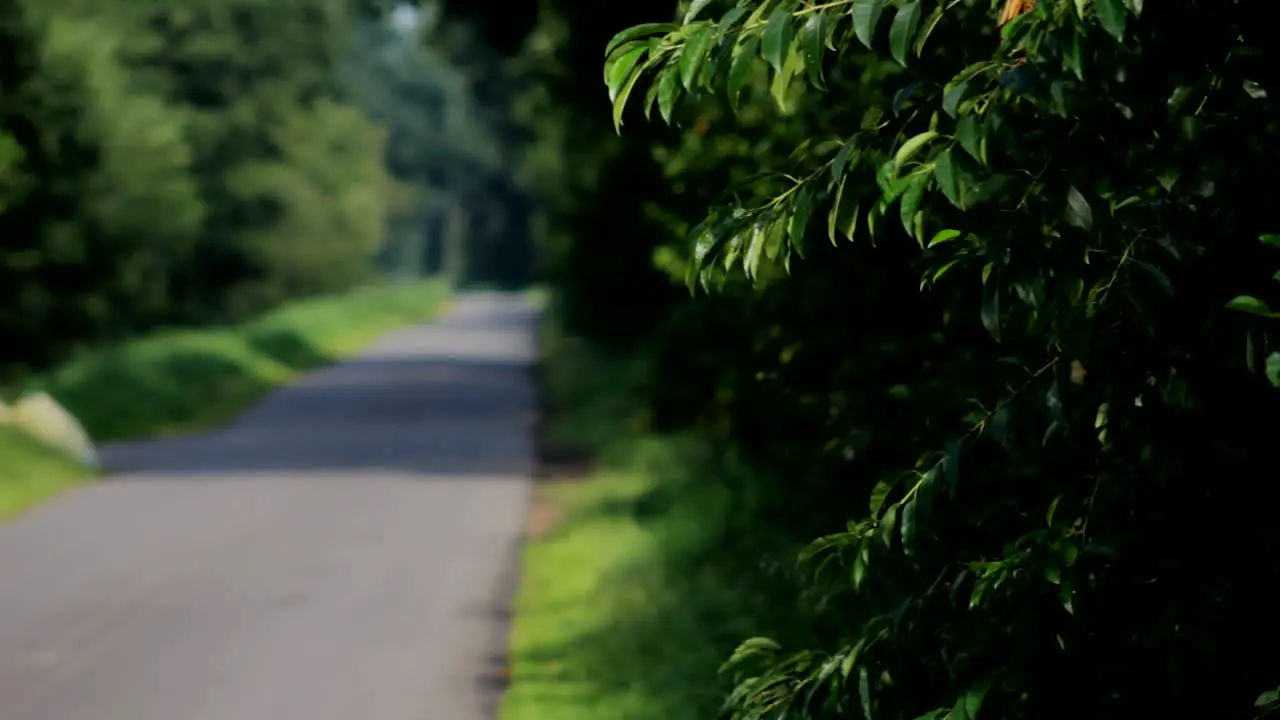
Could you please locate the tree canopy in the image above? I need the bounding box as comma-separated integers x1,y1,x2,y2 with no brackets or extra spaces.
0,0,527,375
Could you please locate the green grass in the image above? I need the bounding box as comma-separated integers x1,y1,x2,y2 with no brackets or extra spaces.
524,285,549,310
0,427,93,521
30,280,451,442
0,280,450,519
503,316,789,720
502,438,753,720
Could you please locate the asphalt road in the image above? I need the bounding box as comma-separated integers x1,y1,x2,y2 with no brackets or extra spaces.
0,292,538,720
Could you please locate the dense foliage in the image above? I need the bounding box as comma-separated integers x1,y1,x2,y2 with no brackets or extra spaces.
445,0,1280,718
0,0,525,376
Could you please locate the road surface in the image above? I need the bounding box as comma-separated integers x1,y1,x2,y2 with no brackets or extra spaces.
0,292,537,720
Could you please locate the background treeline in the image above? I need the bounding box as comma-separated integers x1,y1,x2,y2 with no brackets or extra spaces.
436,0,1280,719
0,0,531,376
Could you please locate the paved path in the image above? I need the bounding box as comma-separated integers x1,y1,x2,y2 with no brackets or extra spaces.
0,293,537,720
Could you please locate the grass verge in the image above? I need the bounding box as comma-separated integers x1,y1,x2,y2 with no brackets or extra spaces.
0,428,94,521
502,437,750,720
502,316,802,720
0,280,450,519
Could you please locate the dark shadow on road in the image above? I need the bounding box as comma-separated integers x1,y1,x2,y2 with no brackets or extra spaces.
100,354,539,478
97,293,543,480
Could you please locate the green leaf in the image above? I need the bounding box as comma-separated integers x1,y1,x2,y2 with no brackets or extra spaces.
943,79,970,117
745,220,767,281
879,159,912,202
762,10,793,73
804,656,845,710
1063,30,1084,79
914,3,944,56
683,0,714,24
642,75,661,120
1260,234,1280,248
790,186,817,256
1065,186,1093,230
867,202,880,242
901,496,917,554
1267,353,1280,388
858,667,872,718
741,636,781,652
893,131,938,171
831,138,858,181
605,45,647,101
898,471,940,556
956,114,982,162
721,232,744,270
852,0,886,50
888,0,922,66
950,61,994,87
893,80,925,116
943,440,962,487
605,23,678,57
801,13,830,88
679,25,715,90
1136,261,1173,296
728,35,761,107
1225,295,1273,316
692,221,721,265
900,173,928,241
870,476,900,516
1167,85,1195,118
931,259,960,284
764,216,787,259
969,174,1014,206
852,549,867,588
770,44,805,114
953,681,992,720
716,7,748,44
719,635,784,674
928,229,961,248
934,150,961,207
657,65,680,123
610,62,649,132
829,178,860,243
981,282,1000,341
915,466,939,516
1046,495,1063,525
1096,0,1127,40
880,504,898,548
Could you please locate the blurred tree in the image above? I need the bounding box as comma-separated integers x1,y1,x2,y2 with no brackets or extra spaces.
0,3,203,369
48,0,395,322
0,0,419,375
341,2,533,288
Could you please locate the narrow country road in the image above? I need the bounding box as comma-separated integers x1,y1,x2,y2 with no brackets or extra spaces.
0,293,537,720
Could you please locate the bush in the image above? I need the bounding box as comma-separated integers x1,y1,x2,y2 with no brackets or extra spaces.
0,8,203,368
596,2,1280,718
29,281,450,441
